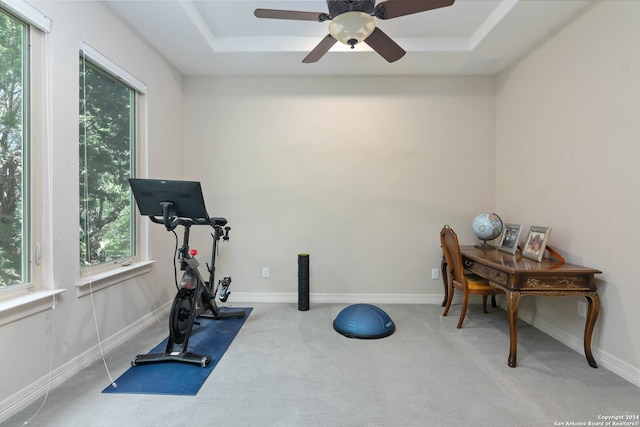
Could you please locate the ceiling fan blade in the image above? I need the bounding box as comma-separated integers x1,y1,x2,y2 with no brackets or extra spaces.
302,35,338,63
364,27,406,63
254,9,330,22
374,0,455,20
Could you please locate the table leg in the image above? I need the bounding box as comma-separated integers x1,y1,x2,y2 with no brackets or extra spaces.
441,257,449,307
584,292,600,368
505,290,521,368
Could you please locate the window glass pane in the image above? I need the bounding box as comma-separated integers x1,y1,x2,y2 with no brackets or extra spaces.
79,59,135,266
0,9,28,288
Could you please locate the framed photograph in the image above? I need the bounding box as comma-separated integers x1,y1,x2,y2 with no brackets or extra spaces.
522,226,552,262
498,223,523,254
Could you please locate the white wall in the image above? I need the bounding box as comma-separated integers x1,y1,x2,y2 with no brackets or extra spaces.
496,1,640,376
0,0,184,418
183,76,496,301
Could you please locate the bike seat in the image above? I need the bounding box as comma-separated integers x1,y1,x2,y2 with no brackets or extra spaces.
211,217,227,226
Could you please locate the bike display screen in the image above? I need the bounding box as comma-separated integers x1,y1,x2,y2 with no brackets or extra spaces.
129,178,210,220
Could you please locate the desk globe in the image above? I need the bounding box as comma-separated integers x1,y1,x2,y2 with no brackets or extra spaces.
472,213,503,248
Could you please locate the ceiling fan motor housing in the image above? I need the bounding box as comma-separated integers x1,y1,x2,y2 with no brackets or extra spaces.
327,0,376,18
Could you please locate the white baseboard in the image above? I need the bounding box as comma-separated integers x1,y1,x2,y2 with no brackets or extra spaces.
518,307,640,389
0,303,171,424
229,292,445,305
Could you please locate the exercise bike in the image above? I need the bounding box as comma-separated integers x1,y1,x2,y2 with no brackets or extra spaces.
129,178,246,368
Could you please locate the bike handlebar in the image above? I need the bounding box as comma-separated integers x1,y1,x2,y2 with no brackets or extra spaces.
148,215,227,230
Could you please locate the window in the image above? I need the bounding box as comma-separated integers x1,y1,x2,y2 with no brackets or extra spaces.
0,8,29,290
0,1,49,306
79,53,138,269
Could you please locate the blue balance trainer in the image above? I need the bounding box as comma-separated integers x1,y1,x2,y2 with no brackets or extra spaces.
333,304,395,339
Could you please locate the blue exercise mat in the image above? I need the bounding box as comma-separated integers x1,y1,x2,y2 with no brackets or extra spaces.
103,307,252,396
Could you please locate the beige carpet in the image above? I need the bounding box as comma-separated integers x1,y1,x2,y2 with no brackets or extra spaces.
5,303,640,426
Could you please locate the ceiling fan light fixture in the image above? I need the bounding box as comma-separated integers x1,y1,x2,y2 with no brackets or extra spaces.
328,12,375,48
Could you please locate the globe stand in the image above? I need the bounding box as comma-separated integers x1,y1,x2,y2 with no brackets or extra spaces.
474,240,495,249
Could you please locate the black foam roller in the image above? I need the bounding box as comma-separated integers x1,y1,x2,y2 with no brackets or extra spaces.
298,254,309,311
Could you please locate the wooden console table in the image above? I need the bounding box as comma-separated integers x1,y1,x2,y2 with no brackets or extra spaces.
445,246,601,368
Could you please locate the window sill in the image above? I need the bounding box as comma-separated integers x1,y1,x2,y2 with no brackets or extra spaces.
75,260,155,298
0,289,66,327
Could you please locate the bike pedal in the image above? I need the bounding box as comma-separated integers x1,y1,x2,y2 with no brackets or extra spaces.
218,276,232,302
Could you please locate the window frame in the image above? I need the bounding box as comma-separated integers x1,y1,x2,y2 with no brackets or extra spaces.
77,41,149,285
0,4,45,301
0,0,60,315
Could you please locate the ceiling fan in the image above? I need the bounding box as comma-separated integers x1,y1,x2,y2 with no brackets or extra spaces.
254,0,455,63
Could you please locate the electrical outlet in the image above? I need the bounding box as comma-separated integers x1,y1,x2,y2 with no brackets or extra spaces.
577,300,587,318
432,268,439,280
262,267,269,278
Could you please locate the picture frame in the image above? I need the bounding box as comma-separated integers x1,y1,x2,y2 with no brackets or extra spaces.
498,223,523,254
522,226,552,262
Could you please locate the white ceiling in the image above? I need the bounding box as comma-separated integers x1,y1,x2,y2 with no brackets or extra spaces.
105,0,594,76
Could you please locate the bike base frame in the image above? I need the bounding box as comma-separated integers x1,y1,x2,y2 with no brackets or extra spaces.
132,351,212,368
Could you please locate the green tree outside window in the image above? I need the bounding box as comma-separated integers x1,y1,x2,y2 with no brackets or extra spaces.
79,59,135,266
0,10,26,288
